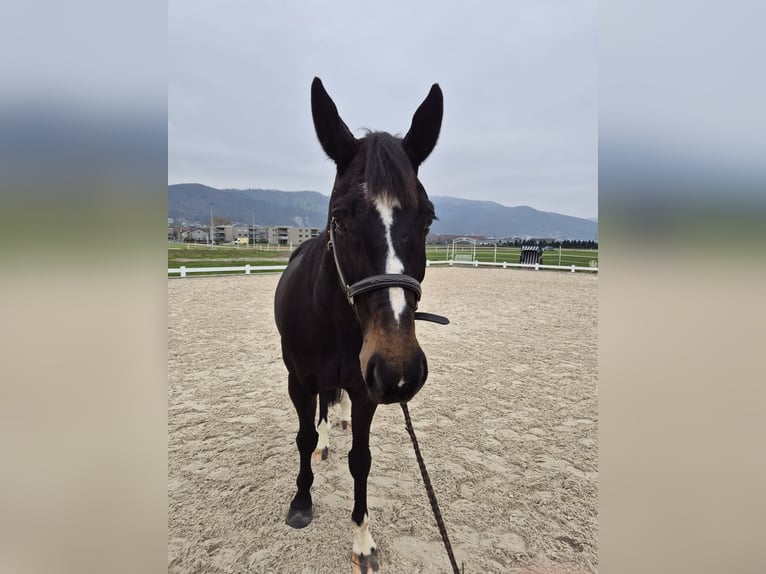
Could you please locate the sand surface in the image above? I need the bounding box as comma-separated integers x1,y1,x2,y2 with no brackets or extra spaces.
169,267,598,573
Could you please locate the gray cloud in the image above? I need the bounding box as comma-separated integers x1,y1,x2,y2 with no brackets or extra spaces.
169,0,597,218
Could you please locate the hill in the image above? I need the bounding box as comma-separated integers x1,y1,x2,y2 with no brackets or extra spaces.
168,183,329,228
429,197,597,240
168,184,598,240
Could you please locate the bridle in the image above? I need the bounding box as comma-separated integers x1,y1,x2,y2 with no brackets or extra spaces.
327,217,449,325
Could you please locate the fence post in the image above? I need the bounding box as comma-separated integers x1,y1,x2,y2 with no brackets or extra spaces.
535,263,539,271
245,264,251,275
503,261,507,269
180,266,186,278
571,265,575,273
426,260,430,267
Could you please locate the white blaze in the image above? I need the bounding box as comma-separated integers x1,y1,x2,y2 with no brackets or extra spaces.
372,195,406,323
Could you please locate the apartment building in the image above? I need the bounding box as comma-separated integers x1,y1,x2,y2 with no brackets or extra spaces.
214,225,250,244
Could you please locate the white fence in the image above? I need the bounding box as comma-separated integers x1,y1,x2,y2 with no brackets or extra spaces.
426,260,598,272
428,245,598,266
168,264,288,277
168,260,597,277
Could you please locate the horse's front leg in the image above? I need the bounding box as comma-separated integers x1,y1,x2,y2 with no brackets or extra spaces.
286,373,318,529
347,392,379,573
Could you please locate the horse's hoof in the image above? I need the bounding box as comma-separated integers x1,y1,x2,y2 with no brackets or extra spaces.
285,506,313,529
352,548,380,573
312,447,330,463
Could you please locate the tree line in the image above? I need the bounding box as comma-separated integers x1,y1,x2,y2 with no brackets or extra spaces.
478,239,598,249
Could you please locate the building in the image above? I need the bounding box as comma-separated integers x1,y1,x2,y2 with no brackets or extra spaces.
248,225,269,244
266,226,320,247
183,228,209,242
214,225,249,244
194,224,320,246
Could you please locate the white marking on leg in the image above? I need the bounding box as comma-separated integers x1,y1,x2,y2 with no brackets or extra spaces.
372,195,406,323
340,390,352,424
397,378,406,388
316,418,330,452
352,513,377,556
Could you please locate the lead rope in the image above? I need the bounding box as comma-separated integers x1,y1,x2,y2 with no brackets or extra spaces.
401,402,463,574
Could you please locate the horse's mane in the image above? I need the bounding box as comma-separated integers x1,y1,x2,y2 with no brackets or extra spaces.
363,132,417,207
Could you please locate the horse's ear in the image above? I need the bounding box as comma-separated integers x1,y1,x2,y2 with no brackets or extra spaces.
311,77,357,171
403,83,443,170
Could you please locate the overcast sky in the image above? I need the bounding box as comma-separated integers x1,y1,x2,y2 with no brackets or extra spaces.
169,1,597,219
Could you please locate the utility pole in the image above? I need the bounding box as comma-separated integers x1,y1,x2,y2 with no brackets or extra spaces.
209,202,213,248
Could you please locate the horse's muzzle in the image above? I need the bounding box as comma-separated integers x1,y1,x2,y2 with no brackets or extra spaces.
363,348,428,404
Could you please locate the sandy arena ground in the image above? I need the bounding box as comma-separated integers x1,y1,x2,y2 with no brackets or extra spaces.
169,267,598,573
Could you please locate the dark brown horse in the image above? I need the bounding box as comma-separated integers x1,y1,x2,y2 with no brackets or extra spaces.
274,77,442,572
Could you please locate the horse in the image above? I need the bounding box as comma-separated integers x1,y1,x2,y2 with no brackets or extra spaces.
274,76,443,573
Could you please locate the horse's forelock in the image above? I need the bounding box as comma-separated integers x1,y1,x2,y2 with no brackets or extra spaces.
362,132,418,207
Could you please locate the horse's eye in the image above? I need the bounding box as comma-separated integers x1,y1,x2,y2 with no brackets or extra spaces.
334,218,346,232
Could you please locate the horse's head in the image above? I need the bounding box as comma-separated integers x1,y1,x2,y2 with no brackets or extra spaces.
311,77,442,405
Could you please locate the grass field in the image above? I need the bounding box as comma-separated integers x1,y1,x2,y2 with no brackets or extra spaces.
169,242,598,273
168,242,291,270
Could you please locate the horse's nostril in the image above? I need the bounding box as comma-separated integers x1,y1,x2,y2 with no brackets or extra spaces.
403,349,427,387
364,355,383,397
